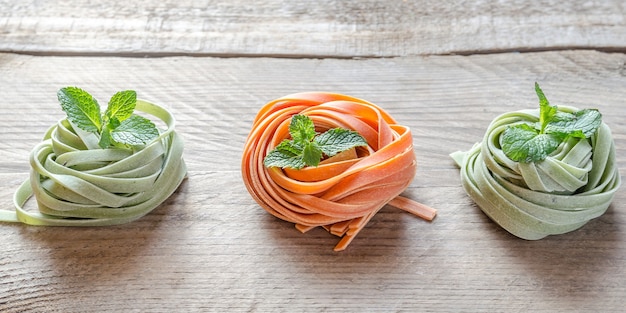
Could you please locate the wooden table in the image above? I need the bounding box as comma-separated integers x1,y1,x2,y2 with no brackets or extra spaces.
1,1,625,311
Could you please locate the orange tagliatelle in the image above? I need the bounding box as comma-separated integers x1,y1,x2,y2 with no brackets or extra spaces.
241,92,436,251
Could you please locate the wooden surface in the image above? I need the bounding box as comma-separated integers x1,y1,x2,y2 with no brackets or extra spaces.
0,1,625,312
2,0,626,57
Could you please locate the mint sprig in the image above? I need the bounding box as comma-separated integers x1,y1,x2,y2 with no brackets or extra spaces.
501,83,602,163
264,114,368,169
57,87,103,133
57,87,159,149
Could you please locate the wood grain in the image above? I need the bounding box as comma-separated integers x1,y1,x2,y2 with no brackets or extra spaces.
1,0,625,57
0,51,624,312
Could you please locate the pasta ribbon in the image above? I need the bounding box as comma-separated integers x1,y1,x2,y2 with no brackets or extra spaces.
242,92,436,251
451,107,621,239
7,100,187,226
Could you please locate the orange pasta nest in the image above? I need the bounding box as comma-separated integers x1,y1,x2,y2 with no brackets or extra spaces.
242,92,436,251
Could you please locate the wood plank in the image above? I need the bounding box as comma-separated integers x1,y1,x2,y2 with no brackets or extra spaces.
1,0,625,57
0,51,625,311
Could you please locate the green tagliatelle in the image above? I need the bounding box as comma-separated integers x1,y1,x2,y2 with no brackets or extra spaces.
5,100,186,226
451,106,621,240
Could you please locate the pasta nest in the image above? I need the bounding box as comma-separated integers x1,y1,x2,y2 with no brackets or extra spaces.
242,92,436,251
13,100,187,226
452,106,621,239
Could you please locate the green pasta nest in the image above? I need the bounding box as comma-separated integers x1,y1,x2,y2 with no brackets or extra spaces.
11,100,187,226
452,106,620,240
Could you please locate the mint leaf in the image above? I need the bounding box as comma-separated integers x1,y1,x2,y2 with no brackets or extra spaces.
107,116,122,129
105,90,136,123
264,141,307,169
98,127,114,149
535,82,557,133
302,142,323,167
110,115,159,146
289,114,316,143
314,128,368,157
263,115,368,169
57,87,161,149
500,83,603,163
275,140,303,156
98,117,122,148
501,124,561,163
57,87,102,133
544,109,602,139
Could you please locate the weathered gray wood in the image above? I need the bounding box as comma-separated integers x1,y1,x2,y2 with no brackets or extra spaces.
0,51,624,312
1,0,625,57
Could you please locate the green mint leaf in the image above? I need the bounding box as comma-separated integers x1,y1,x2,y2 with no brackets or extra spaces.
314,128,368,157
544,109,602,139
276,139,302,155
56,87,160,149
500,83,603,163
275,139,303,156
107,116,122,129
110,115,159,146
105,90,136,123
98,127,113,149
289,114,316,144
302,142,323,167
501,123,561,163
57,87,102,133
264,115,368,169
98,117,121,148
535,82,557,134
263,141,306,169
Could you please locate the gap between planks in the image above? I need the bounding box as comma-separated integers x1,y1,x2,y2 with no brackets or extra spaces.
4,46,626,60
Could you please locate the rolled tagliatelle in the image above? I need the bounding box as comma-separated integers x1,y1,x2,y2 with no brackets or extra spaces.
451,84,621,240
6,89,186,226
242,92,436,251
